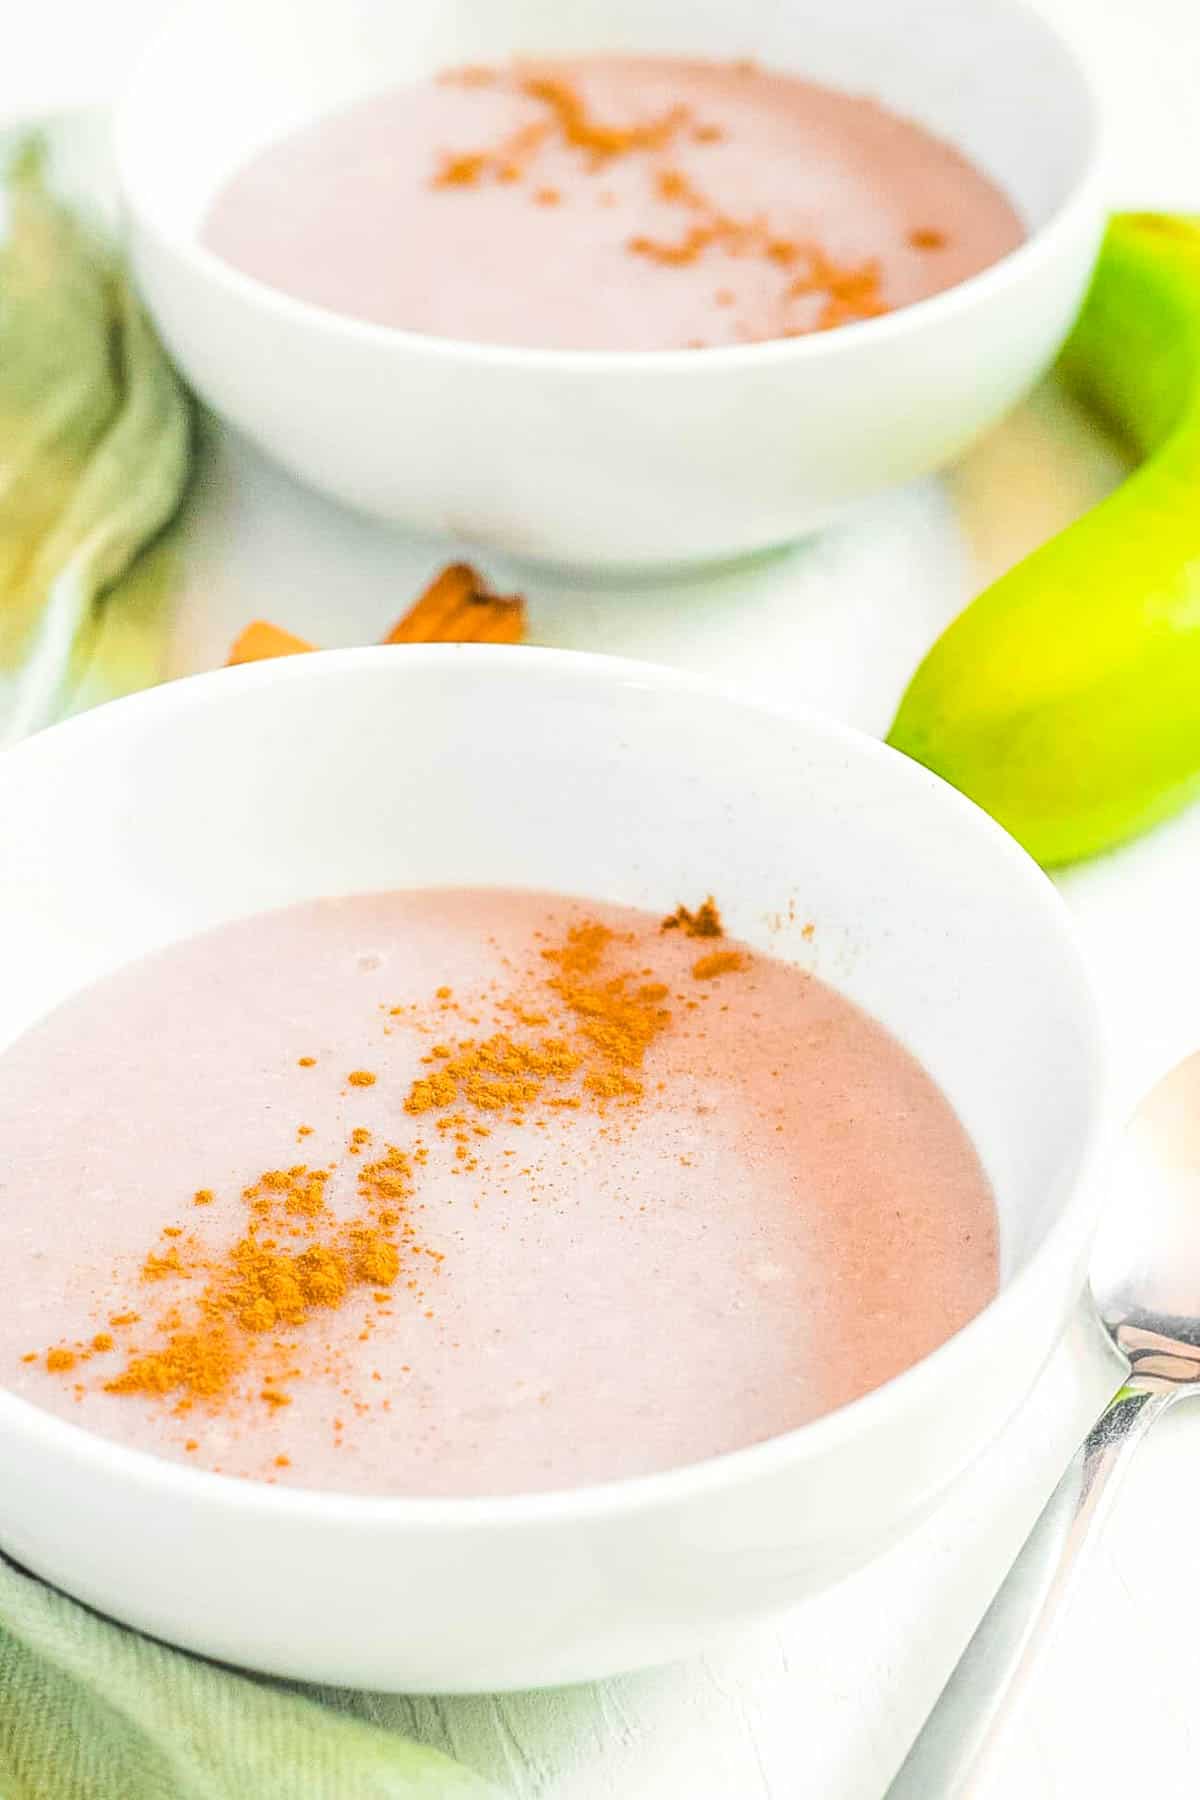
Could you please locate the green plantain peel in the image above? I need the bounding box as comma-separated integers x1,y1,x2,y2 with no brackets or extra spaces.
888,214,1200,868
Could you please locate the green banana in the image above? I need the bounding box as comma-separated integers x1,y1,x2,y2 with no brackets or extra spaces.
888,213,1200,867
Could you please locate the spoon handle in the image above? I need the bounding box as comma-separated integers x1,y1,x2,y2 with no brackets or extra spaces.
885,1382,1174,1798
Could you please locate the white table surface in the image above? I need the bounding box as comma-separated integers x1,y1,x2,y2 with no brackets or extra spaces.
4,1,1200,1794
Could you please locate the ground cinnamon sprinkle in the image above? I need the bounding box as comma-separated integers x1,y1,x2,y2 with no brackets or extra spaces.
630,204,888,328
691,949,746,981
438,64,499,91
401,920,675,1117
787,249,888,330
38,901,750,1453
433,75,693,186
80,1144,420,1411
433,151,491,189
543,924,672,1102
405,1034,581,1117
429,66,891,333
521,75,689,162
661,896,724,939
142,1246,186,1282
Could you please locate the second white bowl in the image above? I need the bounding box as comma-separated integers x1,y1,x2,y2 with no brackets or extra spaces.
0,648,1104,1690
115,0,1106,569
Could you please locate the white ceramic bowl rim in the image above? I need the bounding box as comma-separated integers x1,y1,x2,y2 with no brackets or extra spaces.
113,0,1108,374
0,646,1111,1530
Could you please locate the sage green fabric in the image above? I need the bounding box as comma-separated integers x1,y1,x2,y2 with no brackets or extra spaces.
0,133,191,745
0,1556,499,1798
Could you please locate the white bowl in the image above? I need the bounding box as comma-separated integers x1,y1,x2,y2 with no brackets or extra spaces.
114,0,1106,570
0,648,1104,1691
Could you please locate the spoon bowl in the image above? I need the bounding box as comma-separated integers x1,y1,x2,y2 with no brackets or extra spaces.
1094,1051,1200,1372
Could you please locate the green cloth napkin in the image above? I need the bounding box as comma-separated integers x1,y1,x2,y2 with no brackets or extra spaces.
0,128,191,746
0,1555,500,1798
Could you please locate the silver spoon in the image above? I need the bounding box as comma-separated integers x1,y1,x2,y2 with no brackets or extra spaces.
887,1050,1200,1797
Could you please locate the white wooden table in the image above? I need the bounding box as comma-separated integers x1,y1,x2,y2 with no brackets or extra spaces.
5,1,1200,1793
